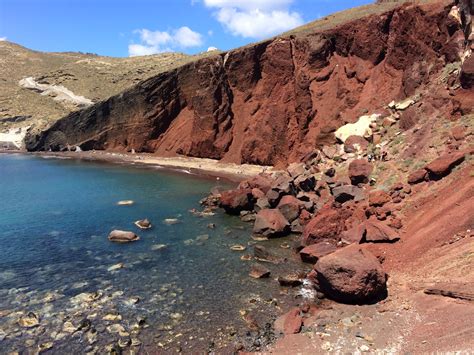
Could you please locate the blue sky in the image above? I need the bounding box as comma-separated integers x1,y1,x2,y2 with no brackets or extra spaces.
0,0,372,57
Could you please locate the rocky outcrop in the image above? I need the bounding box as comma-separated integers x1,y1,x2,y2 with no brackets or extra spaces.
314,246,388,304
26,1,473,166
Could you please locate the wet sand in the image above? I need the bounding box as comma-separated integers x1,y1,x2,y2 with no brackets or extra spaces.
26,151,277,182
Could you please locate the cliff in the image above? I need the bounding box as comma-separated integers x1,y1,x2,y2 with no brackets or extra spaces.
25,0,473,167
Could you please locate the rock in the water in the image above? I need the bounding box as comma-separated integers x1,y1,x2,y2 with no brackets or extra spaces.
163,218,180,225
117,200,134,206
253,244,280,263
151,244,167,251
219,189,254,214
314,245,387,304
277,195,302,222
230,244,246,251
348,159,373,185
253,209,290,237
108,230,140,243
108,263,125,272
249,264,271,279
18,312,40,328
363,220,400,243
424,152,465,178
300,242,337,264
332,185,366,203
368,190,391,207
134,218,151,229
407,168,428,184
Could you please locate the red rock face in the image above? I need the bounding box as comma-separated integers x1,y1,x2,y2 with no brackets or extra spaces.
26,1,472,166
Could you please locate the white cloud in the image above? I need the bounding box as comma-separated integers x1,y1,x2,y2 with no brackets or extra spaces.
174,27,203,47
0,37,6,41
128,27,203,57
204,0,293,11
203,0,303,39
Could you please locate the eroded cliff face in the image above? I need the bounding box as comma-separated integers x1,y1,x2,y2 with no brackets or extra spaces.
26,0,473,167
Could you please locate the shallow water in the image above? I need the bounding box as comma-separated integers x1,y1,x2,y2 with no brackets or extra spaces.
0,154,302,353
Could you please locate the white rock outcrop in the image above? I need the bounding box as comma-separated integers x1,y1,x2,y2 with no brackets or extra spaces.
335,114,379,143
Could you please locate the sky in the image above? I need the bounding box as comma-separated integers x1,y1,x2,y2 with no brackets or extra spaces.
0,0,373,57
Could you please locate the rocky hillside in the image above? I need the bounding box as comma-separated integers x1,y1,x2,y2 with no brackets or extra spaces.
0,41,215,132
26,0,473,168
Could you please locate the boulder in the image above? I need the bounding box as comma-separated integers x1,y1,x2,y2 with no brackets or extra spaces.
287,162,307,178
283,308,303,335
314,245,387,304
219,189,254,214
348,159,373,185
460,54,474,89
335,114,378,143
363,220,400,243
451,125,466,141
255,197,271,212
253,209,290,237
277,195,302,222
368,190,391,207
249,264,271,279
424,152,465,178
238,174,273,193
254,244,281,263
408,168,428,184
134,219,152,229
293,173,317,192
278,272,304,287
299,241,337,264
332,185,366,203
302,206,353,246
108,230,140,243
344,135,369,153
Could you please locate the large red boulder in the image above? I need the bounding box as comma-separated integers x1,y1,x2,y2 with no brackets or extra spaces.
344,135,369,153
301,206,353,246
314,245,387,304
253,209,290,237
368,189,391,207
219,189,254,214
283,308,303,334
238,174,274,194
299,241,337,264
348,159,373,185
424,152,465,178
407,168,428,184
363,220,400,243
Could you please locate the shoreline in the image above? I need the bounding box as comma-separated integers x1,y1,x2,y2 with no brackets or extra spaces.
1,150,277,182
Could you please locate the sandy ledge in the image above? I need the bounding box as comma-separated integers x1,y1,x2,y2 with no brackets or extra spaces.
17,150,277,182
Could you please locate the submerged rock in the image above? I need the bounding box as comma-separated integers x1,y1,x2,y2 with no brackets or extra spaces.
151,244,167,251
108,230,140,243
249,264,271,279
18,312,40,328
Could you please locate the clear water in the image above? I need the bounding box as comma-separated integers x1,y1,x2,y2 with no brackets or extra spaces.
0,154,300,353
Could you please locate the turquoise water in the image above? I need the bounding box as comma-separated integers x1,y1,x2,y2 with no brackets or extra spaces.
0,154,299,353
